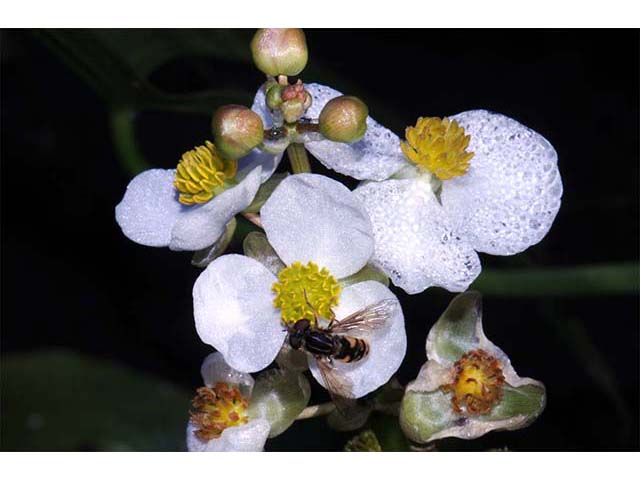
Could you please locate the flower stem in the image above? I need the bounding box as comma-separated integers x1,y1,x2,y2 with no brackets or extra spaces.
295,402,336,420
287,143,311,174
110,107,150,177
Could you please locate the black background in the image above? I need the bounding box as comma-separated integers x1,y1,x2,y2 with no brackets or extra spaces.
2,29,639,451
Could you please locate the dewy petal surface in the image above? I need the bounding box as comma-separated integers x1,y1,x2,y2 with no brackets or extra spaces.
238,148,283,183
442,110,563,255
309,281,406,399
193,254,285,373
170,167,262,251
251,84,272,128
261,174,374,279
115,169,183,247
355,178,481,294
200,351,255,397
303,83,407,181
186,418,270,452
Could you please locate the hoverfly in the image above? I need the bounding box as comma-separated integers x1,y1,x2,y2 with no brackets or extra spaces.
286,296,397,403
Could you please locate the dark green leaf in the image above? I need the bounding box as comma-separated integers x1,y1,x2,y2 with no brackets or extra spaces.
1,349,191,451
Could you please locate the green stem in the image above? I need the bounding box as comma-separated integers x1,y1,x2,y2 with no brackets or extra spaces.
473,262,639,297
287,143,311,174
109,107,150,177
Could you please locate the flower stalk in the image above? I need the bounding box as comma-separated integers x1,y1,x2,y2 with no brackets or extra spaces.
287,143,311,174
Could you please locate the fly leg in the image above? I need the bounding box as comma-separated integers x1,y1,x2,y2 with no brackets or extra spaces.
302,289,322,326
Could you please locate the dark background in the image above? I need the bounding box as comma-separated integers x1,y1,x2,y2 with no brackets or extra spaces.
1,29,638,451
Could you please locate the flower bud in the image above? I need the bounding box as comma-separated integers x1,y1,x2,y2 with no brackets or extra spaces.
319,96,368,143
280,98,306,124
251,29,308,77
211,105,264,159
265,84,284,110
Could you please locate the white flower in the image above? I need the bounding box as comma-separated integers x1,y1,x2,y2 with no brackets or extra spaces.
115,138,282,253
193,173,407,399
399,291,546,444
187,352,311,452
186,352,270,452
251,83,407,181
354,110,563,294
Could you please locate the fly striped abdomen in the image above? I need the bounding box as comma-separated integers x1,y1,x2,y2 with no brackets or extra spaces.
304,330,338,356
333,336,369,363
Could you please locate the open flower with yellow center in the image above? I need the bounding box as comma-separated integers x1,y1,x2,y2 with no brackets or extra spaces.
116,132,284,252
399,291,546,443
192,174,407,398
187,352,311,452
354,110,563,294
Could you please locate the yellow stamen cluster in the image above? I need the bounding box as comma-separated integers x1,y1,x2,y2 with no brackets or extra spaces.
442,349,505,416
401,117,474,180
272,261,341,326
189,382,249,441
174,141,237,205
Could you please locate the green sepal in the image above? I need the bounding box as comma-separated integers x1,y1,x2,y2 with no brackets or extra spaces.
247,369,311,438
191,218,237,268
486,383,546,422
340,264,389,288
399,389,454,444
427,291,482,363
243,231,285,275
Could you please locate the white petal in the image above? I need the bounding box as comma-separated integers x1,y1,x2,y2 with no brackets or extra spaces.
303,83,407,181
354,178,481,294
261,173,374,279
309,281,406,399
170,167,262,251
186,419,270,452
238,148,283,183
115,169,183,247
193,254,285,373
251,84,272,128
200,352,255,397
443,110,563,255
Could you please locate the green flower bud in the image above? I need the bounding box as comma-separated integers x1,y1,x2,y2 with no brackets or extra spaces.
281,98,306,124
211,105,264,159
265,83,284,110
250,29,308,77
319,95,368,143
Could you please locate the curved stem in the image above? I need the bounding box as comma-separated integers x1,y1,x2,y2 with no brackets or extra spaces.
109,107,150,177
287,143,311,174
295,402,336,420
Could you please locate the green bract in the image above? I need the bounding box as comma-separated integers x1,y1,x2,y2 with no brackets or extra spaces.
399,291,546,443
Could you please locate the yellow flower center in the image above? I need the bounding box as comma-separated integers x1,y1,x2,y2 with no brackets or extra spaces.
442,349,505,416
174,141,238,205
189,382,249,441
400,117,474,180
272,261,341,326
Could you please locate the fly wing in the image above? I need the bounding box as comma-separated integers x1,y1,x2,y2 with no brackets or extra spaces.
315,356,357,417
329,298,397,335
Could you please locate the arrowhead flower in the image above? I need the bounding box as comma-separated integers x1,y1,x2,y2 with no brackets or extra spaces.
354,110,563,294
187,352,310,452
115,139,283,251
399,291,546,444
192,173,406,399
